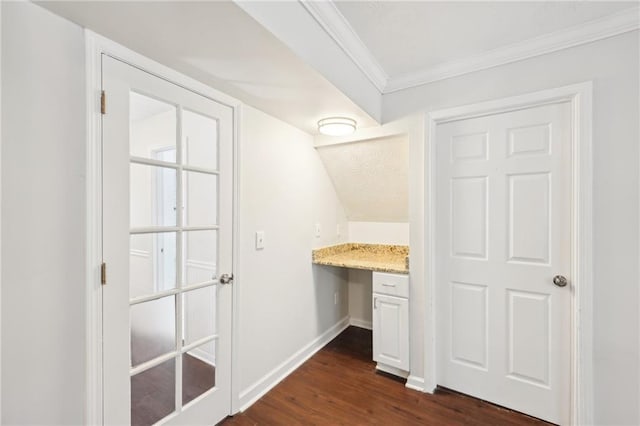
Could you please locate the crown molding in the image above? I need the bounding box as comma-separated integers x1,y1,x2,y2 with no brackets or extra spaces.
300,0,388,93
301,1,639,95
385,6,640,93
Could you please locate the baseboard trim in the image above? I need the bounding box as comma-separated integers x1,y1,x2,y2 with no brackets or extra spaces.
237,316,350,412
349,317,372,330
376,363,409,379
405,375,426,392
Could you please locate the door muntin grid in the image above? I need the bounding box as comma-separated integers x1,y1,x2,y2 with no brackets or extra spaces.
129,91,220,421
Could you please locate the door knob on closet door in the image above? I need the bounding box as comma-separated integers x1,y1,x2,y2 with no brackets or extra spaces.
552,275,568,287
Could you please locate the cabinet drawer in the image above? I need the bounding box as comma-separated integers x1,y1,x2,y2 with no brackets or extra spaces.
372,272,409,298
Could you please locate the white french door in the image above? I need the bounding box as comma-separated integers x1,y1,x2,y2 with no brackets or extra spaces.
102,55,233,425
436,102,571,424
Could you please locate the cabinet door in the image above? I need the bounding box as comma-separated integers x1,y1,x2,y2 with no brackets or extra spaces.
373,294,409,371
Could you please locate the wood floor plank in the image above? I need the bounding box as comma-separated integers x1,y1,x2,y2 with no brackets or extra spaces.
222,327,552,426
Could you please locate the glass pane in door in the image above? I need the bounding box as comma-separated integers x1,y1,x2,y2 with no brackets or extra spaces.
182,230,217,286
183,171,218,226
130,163,177,228
131,358,176,426
182,341,216,406
130,296,176,367
130,92,177,162
130,232,177,299
182,109,218,170
183,286,216,345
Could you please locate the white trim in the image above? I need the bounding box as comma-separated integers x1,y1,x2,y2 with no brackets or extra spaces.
237,316,349,412
424,82,594,425
300,0,387,93
386,7,638,93
375,363,408,379
348,317,372,330
0,1,3,419
85,30,242,425
234,0,382,123
85,30,103,426
230,104,242,415
405,375,426,393
89,33,239,110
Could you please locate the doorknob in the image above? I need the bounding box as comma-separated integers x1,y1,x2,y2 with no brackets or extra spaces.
219,273,234,285
552,275,568,287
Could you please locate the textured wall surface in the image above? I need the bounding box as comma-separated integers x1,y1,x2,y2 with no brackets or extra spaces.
316,136,408,222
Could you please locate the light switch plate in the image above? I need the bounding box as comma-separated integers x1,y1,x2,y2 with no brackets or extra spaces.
315,223,321,238
255,231,265,250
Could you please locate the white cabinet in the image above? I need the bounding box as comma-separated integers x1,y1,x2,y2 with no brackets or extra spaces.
372,272,409,376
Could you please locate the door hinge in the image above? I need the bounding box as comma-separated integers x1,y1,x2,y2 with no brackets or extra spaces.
100,90,106,115
101,262,107,285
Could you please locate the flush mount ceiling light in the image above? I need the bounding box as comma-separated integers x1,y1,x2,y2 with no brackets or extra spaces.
318,117,356,136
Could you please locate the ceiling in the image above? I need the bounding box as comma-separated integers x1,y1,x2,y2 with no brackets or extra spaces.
335,1,635,78
38,1,638,136
37,1,379,135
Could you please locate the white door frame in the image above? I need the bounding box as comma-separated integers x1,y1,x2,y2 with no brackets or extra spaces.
0,2,3,420
84,31,242,425
423,82,594,425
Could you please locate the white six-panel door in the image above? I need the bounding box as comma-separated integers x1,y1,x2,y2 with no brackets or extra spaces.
436,102,571,424
102,55,234,425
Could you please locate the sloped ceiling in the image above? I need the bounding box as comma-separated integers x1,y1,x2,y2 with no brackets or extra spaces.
36,1,379,135
316,135,408,222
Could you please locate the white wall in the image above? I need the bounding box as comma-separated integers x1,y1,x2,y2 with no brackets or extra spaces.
1,2,86,424
348,221,409,245
236,105,349,407
384,32,640,425
347,269,372,329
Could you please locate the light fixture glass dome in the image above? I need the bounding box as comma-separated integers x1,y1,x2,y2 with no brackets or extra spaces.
318,117,356,136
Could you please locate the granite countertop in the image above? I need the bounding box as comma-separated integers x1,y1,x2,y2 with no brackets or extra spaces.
312,243,409,274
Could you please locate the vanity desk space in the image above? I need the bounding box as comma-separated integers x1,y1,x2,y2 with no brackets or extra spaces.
312,243,408,273
312,243,410,378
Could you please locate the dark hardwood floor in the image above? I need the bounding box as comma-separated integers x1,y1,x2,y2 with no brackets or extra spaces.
222,327,552,425
131,354,216,426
